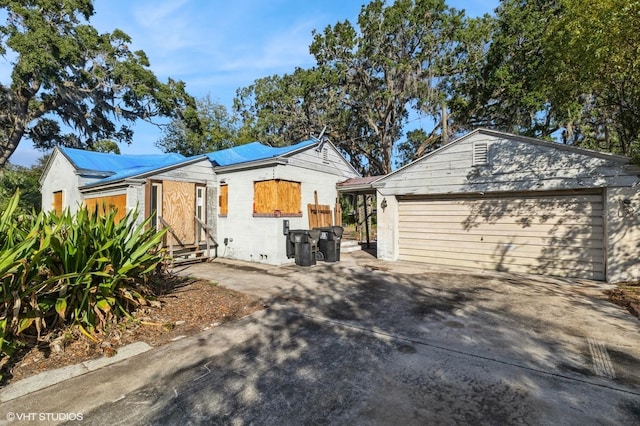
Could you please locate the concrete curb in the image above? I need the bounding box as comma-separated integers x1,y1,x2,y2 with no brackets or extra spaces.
0,342,152,403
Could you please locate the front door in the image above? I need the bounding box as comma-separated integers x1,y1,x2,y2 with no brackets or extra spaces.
161,180,196,246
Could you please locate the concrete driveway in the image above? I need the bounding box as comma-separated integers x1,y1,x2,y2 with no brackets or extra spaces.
1,252,639,425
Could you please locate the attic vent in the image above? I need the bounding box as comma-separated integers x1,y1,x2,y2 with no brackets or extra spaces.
322,146,329,163
473,142,488,165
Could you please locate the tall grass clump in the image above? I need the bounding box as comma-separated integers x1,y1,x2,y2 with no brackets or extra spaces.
0,191,167,359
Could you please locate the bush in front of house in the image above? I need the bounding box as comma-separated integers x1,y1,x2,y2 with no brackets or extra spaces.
0,191,167,360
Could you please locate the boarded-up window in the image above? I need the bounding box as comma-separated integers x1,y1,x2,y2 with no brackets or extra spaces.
85,194,127,223
253,179,301,215
219,184,228,216
52,191,63,215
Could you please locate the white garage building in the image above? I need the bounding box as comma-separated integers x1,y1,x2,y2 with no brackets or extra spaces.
374,129,640,282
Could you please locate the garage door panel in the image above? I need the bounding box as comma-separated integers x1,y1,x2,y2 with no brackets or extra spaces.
399,238,605,257
400,241,605,265
400,196,603,213
399,222,604,237
398,193,605,280
399,231,604,247
401,212,604,228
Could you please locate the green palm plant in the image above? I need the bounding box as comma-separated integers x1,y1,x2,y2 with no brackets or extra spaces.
0,191,167,360
40,205,168,336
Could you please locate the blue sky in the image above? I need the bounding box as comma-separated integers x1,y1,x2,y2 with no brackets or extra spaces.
7,0,499,166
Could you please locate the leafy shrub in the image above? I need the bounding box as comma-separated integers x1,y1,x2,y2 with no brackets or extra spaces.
0,191,167,358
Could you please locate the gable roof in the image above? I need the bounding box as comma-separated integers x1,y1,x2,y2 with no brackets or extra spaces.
375,128,632,186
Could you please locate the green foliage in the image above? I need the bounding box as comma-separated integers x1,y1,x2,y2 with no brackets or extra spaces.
235,0,466,175
448,0,561,138
395,128,442,167
0,157,47,211
449,0,640,158
90,140,121,154
543,0,640,156
157,95,246,156
0,0,196,167
0,191,167,358
235,69,323,149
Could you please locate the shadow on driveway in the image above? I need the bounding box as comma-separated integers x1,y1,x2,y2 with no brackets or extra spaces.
71,255,640,425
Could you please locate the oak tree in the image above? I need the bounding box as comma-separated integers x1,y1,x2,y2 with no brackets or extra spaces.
0,0,196,167
157,95,245,157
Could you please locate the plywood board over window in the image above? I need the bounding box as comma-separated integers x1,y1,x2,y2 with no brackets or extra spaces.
254,179,301,216
85,194,127,223
219,184,228,216
52,191,63,215
162,180,196,245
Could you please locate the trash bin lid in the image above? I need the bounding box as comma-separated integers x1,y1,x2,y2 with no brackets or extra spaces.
307,228,321,242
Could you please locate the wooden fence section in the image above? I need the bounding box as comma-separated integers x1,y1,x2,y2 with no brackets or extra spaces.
334,197,342,226
308,192,342,228
308,203,333,228
84,194,127,223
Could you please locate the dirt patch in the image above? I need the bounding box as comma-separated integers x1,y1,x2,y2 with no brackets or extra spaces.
0,275,263,387
606,282,640,319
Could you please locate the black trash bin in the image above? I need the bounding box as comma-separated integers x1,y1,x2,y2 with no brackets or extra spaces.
315,226,344,262
287,229,321,266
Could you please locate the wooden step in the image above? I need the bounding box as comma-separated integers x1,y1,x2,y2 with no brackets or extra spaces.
166,243,214,266
172,256,210,265
340,239,362,253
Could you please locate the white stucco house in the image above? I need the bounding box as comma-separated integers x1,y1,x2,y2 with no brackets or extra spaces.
40,139,359,265
367,129,640,283
41,128,640,282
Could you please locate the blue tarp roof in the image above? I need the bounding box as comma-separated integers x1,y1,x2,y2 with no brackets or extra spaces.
62,139,318,187
206,139,316,166
61,147,186,174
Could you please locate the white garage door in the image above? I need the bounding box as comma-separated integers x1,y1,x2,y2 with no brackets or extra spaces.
398,192,605,280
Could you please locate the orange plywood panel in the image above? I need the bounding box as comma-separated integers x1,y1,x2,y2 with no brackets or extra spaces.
162,180,196,245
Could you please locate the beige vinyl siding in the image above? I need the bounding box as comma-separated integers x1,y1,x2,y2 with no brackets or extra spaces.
398,192,605,280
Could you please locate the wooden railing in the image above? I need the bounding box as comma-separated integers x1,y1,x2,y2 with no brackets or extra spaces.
194,216,218,259
158,216,183,262
157,216,218,266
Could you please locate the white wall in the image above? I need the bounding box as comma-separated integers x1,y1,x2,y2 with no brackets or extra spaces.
376,192,398,261
40,150,86,213
217,157,357,265
605,187,640,282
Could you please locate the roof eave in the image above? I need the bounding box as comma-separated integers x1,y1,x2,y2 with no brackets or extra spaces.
337,183,376,193
214,157,289,173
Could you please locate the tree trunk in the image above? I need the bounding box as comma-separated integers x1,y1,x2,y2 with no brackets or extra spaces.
441,101,449,145
0,130,24,168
